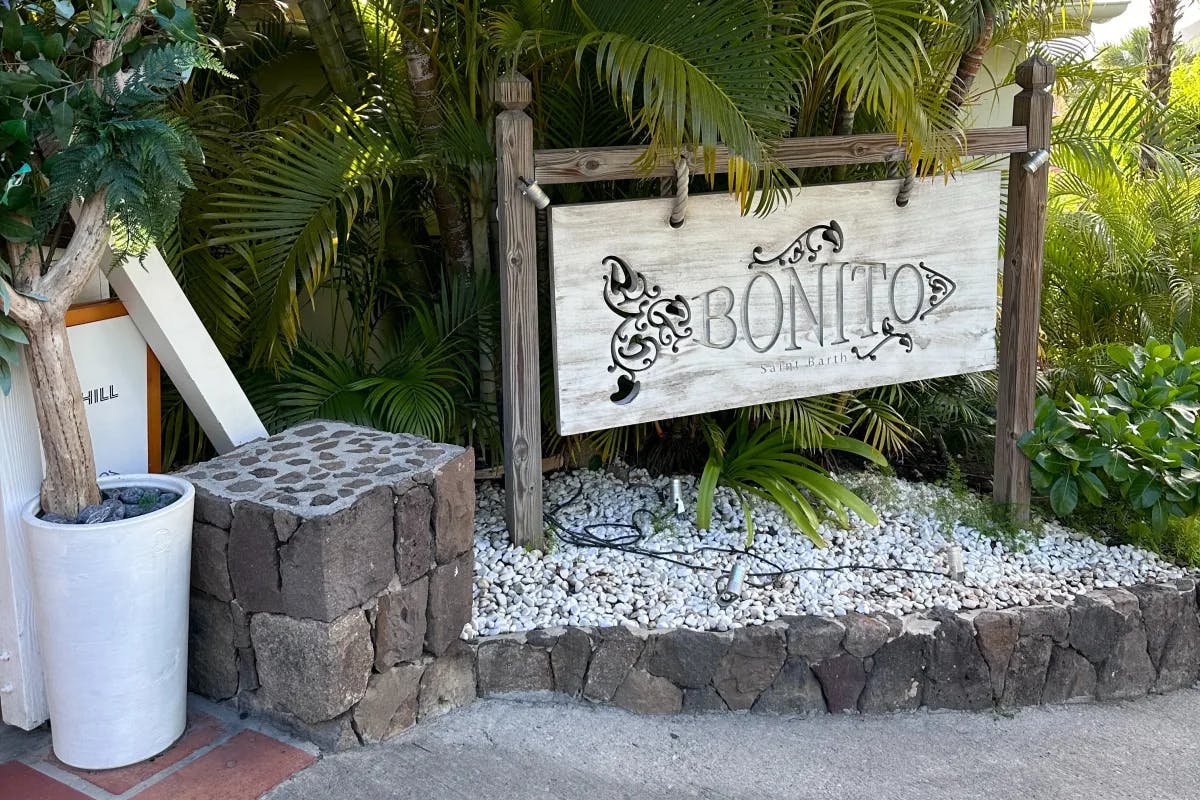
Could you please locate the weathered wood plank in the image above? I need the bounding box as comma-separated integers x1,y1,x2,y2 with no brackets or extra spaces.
548,173,1002,435
994,57,1056,518
534,126,1027,185
494,75,544,548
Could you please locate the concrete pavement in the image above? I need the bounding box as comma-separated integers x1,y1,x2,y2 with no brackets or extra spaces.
265,690,1200,800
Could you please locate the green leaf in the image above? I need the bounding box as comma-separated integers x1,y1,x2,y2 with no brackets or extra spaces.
1050,475,1079,516
2,11,22,52
43,31,64,60
1078,471,1109,505
0,213,35,241
1107,343,1135,369
0,316,29,346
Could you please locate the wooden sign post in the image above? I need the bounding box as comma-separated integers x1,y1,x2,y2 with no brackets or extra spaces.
493,57,1052,546
494,75,544,549
993,56,1055,520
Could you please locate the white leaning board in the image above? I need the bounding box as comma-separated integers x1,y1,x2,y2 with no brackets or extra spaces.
549,173,1002,435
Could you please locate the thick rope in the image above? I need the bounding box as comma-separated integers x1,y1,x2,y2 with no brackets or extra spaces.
669,156,690,227
895,160,917,207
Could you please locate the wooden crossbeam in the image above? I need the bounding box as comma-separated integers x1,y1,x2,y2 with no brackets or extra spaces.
533,126,1029,185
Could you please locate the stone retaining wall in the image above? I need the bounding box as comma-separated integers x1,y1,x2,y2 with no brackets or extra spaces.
181,428,1200,746
180,422,477,750
472,580,1200,715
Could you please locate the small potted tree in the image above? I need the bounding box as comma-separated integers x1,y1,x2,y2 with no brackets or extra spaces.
0,0,224,769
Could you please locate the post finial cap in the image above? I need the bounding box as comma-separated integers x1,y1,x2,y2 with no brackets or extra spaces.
495,73,532,109
1015,55,1055,90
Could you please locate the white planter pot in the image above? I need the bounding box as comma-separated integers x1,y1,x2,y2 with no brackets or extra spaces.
22,474,195,770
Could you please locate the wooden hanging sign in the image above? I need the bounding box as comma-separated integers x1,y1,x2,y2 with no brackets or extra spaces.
548,172,1001,435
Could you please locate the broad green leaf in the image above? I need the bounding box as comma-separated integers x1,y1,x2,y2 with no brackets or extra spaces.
1050,475,1078,516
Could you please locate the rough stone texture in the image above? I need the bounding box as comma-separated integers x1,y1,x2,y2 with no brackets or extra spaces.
1069,589,1139,665
1131,582,1200,691
373,577,429,670
682,687,729,712
352,664,425,744
645,629,731,689
1000,635,1054,709
250,610,374,724
1155,602,1200,692
973,609,1020,700
395,485,434,585
583,627,646,703
188,591,239,700
812,653,867,713
228,501,286,613
841,613,891,658
478,637,554,694
859,621,933,713
177,421,464,516
230,599,251,648
246,704,362,752
1095,627,1155,700
418,651,476,721
1019,604,1070,642
433,450,475,564
753,658,826,715
551,627,594,697
279,486,396,622
237,646,259,693
1043,646,1097,704
193,485,233,529
924,610,991,711
426,553,473,656
614,669,683,714
713,625,787,711
191,522,233,601
786,616,846,662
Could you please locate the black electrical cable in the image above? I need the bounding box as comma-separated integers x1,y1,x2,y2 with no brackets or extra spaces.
543,477,948,589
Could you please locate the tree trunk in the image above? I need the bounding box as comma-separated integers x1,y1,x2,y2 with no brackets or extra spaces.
24,305,100,517
297,0,358,103
831,91,859,180
1143,0,1181,172
404,38,474,279
946,12,994,116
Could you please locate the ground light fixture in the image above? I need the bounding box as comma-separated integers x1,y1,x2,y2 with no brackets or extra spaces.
671,478,686,518
716,560,747,606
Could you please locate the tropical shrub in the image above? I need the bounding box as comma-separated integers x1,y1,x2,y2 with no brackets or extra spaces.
697,417,885,547
1019,338,1200,535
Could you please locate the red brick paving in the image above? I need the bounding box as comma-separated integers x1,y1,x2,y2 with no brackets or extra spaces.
130,730,316,800
45,713,226,795
0,762,92,800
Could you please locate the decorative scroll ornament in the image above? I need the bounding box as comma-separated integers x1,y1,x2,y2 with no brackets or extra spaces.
851,317,914,361
748,221,844,269
602,256,693,404
919,263,957,320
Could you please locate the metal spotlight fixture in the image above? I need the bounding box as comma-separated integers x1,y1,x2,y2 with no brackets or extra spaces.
1022,149,1051,174
945,544,966,582
671,477,686,518
716,561,747,607
518,176,551,210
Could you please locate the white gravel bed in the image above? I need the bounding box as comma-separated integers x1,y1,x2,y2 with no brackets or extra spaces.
468,467,1188,637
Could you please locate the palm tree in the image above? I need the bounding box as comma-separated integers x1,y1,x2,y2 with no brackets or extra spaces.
1144,0,1184,171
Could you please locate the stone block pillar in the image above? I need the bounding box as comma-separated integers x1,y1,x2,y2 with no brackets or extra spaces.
177,422,476,749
